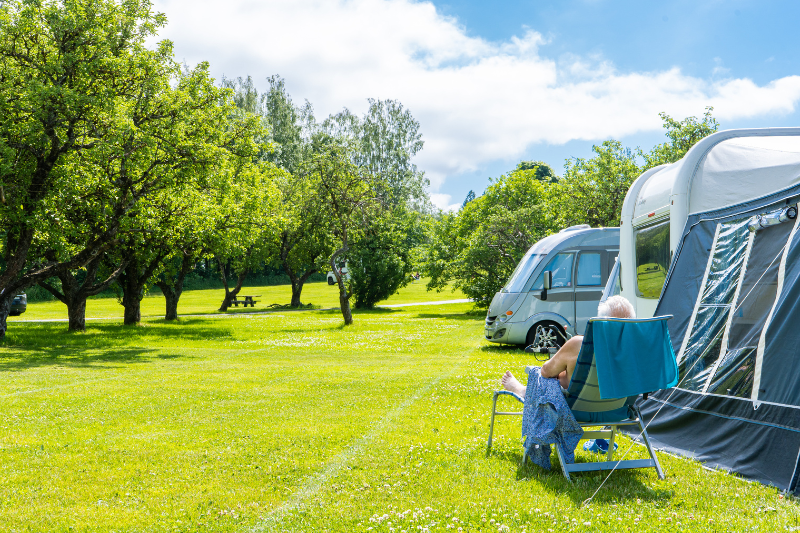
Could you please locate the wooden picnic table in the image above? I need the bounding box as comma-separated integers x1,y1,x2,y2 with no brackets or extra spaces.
231,295,261,307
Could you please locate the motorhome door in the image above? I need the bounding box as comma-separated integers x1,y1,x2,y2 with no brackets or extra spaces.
532,252,576,334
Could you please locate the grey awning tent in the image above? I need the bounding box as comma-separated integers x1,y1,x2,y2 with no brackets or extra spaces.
639,185,800,493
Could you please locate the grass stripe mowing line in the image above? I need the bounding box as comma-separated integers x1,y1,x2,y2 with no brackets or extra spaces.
252,358,465,532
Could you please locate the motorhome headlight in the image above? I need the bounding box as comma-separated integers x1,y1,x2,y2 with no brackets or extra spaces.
748,205,798,232
499,310,513,322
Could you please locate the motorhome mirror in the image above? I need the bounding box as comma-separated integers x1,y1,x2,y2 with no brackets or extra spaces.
541,270,552,300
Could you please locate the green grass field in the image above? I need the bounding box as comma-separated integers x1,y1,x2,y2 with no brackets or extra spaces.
1,287,798,531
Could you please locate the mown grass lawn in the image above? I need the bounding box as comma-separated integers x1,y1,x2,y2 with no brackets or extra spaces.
1,296,797,532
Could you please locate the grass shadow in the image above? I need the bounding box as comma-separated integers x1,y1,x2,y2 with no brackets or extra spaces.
0,320,236,372
412,312,485,322
488,447,674,506
0,346,162,371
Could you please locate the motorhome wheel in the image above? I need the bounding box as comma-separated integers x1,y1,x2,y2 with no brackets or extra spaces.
526,322,566,351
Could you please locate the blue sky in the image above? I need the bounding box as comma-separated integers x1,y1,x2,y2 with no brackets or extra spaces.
152,0,800,210
430,0,800,204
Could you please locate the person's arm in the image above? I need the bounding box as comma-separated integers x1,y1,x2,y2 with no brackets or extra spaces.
540,336,583,379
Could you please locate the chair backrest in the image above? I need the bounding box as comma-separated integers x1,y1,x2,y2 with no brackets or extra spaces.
565,316,678,423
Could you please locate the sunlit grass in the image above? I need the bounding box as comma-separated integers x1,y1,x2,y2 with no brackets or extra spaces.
1,300,797,531
10,277,466,322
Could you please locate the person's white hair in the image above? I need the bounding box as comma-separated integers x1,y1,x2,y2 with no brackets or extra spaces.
597,295,635,318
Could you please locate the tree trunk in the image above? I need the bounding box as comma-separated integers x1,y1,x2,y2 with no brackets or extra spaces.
289,268,318,308
219,263,246,311
123,296,141,325
121,262,144,326
40,257,126,332
163,288,179,321
339,286,353,325
290,279,303,307
66,297,87,332
0,295,11,339
330,246,352,325
156,252,193,321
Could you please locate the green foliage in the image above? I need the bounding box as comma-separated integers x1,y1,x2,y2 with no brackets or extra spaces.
553,140,642,228
322,99,428,210
516,160,558,183
349,209,423,309
641,106,720,169
422,167,556,307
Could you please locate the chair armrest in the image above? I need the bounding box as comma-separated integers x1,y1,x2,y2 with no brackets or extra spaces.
493,390,525,403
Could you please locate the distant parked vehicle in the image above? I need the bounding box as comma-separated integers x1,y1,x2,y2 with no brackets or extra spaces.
484,225,619,348
327,263,349,285
9,293,27,316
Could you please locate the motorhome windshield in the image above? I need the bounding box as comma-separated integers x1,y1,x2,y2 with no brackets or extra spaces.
503,252,546,293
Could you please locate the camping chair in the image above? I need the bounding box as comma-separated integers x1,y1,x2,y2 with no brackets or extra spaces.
486,316,679,481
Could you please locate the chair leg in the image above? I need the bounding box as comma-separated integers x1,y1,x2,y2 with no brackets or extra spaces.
634,408,665,480
607,426,617,462
486,392,500,455
555,443,572,482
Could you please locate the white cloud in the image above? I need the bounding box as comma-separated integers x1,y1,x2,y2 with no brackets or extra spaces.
152,0,800,191
429,193,461,212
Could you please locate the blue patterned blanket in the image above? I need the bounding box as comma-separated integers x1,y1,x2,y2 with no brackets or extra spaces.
521,367,583,470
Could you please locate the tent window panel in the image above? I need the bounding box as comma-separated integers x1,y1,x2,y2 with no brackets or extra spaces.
706,348,756,398
678,305,730,391
726,222,792,351
635,220,670,299
700,218,751,306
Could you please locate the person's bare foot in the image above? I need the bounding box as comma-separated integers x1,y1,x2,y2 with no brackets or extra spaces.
501,371,526,396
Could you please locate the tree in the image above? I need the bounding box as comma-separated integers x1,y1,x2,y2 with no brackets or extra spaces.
349,208,423,309
516,161,558,183
305,139,379,324
0,0,207,337
461,190,476,208
421,165,556,307
38,257,127,331
263,75,309,175
641,107,719,169
273,172,335,307
210,162,284,312
552,140,641,228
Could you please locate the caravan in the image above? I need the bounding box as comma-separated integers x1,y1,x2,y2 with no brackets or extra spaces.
485,225,619,348
609,128,800,494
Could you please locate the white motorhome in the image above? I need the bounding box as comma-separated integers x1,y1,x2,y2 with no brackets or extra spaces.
485,225,619,347
608,128,800,317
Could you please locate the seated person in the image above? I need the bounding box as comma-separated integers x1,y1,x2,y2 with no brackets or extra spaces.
501,295,635,394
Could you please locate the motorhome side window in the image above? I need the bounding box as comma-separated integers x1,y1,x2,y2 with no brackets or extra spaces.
532,253,574,289
577,252,602,286
634,220,670,298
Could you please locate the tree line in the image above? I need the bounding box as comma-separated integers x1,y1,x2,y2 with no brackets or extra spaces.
0,0,426,337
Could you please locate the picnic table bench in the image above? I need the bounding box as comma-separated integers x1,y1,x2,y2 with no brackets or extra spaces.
231,295,260,307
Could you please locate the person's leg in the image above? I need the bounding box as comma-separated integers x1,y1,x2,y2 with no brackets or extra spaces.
501,371,526,396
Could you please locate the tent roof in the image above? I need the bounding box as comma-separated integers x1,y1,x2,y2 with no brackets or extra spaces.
631,129,800,223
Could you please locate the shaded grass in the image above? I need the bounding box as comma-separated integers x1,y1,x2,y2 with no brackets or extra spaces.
0,303,797,532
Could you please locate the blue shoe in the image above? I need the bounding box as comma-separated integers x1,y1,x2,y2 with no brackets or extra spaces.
583,439,618,454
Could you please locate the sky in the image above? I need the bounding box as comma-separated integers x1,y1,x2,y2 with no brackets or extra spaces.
151,0,800,210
